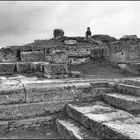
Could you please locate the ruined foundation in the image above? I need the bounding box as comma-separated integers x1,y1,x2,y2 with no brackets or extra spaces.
0,33,140,139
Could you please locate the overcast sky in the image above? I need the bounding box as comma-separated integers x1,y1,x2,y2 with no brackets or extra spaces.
0,1,140,47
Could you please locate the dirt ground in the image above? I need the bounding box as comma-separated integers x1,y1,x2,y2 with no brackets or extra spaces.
69,58,139,79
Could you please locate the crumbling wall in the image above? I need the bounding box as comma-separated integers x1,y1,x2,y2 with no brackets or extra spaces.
104,39,140,63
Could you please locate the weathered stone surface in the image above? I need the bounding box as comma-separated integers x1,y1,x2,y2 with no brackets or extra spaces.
0,48,18,63
68,71,82,78
68,57,90,65
90,47,103,58
0,121,9,134
30,62,47,72
122,79,140,87
56,118,97,139
26,86,73,103
103,93,140,113
9,115,53,130
64,40,77,45
53,29,64,38
73,88,112,103
116,83,140,96
0,79,25,95
68,50,90,57
45,51,68,64
0,63,16,75
0,100,71,120
16,62,31,73
20,50,45,62
90,82,109,88
67,101,111,128
100,118,140,139
67,101,139,139
67,101,134,130
24,81,111,103
51,52,68,64
44,64,68,74
105,40,140,63
44,74,69,79
0,93,25,105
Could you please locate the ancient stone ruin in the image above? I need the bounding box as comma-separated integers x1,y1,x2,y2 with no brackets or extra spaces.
0,29,139,139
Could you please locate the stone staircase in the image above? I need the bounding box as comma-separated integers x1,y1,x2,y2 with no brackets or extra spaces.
56,81,140,139
0,80,113,137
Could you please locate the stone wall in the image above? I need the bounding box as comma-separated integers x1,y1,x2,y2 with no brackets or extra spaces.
103,39,140,63
0,48,18,62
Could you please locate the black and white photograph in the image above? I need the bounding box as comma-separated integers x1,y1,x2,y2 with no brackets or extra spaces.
0,1,139,139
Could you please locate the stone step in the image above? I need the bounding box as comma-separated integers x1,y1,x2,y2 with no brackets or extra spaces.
122,79,140,87
0,79,111,105
66,101,140,139
0,100,70,120
24,81,112,103
103,93,140,114
116,83,140,96
56,118,99,139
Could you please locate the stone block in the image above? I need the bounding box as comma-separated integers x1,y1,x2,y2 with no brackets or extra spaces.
44,64,68,75
9,115,53,130
0,79,25,103
0,63,16,75
68,57,90,65
44,74,68,79
0,48,18,63
101,120,140,139
20,50,45,62
45,51,68,64
0,93,25,105
0,121,9,135
51,52,68,64
0,100,71,120
90,47,103,58
64,40,77,45
68,71,82,78
103,93,140,113
56,118,96,139
67,101,134,129
45,55,53,63
16,62,31,73
26,85,73,103
24,81,109,103
116,84,140,96
30,62,48,72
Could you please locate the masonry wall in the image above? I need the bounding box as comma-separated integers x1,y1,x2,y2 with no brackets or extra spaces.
104,40,140,63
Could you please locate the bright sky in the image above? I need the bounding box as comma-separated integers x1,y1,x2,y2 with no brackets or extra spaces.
0,1,140,47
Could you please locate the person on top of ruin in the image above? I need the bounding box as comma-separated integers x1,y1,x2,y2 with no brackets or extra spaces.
85,27,92,40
